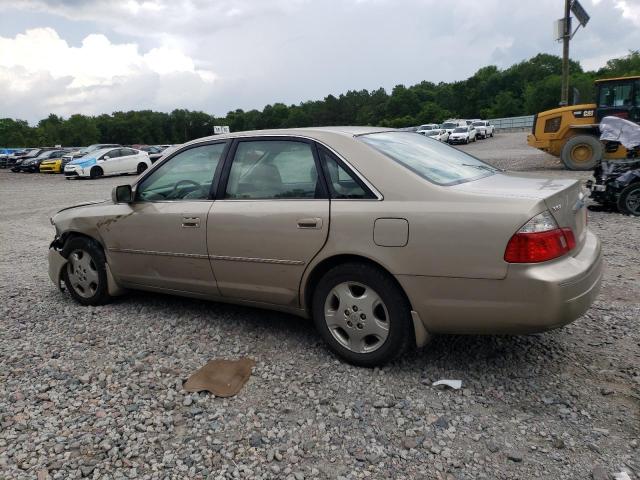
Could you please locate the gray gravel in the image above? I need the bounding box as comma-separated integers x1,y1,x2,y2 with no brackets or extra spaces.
1,132,638,479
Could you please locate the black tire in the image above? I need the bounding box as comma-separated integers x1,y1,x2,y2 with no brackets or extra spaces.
62,237,111,306
561,135,603,171
136,163,148,174
311,262,414,367
617,183,640,216
89,166,103,179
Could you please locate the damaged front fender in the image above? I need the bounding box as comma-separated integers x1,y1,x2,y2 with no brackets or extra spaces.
48,245,126,296
48,248,67,291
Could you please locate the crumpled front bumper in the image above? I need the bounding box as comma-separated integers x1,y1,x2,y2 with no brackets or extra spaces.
48,248,67,290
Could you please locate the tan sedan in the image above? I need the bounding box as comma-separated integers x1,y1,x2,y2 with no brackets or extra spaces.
48,128,602,366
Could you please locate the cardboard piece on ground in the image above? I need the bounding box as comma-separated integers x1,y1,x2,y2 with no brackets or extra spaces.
183,358,255,397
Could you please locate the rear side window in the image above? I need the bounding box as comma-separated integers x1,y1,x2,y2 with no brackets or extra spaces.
318,147,375,199
359,131,498,186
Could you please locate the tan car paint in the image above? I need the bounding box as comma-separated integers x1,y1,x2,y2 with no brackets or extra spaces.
50,127,602,339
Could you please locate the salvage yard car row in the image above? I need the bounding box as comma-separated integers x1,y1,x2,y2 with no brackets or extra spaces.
415,119,495,144
0,144,173,179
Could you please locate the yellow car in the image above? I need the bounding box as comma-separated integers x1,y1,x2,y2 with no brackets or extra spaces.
39,156,65,173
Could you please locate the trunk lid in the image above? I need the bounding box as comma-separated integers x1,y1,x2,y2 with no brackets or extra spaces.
452,173,587,246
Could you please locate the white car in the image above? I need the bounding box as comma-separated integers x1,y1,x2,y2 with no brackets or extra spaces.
441,120,467,135
472,120,494,139
421,128,450,142
448,126,477,145
416,123,439,133
64,147,151,179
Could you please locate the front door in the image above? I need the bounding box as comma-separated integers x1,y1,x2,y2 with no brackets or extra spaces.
99,142,228,295
207,138,329,306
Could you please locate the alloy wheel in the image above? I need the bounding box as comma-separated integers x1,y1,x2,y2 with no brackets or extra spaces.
323,281,390,354
67,249,99,298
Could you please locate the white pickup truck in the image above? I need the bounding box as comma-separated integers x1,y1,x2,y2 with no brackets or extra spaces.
472,120,494,139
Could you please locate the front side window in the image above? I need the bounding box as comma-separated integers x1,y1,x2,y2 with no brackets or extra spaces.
359,131,498,186
102,150,120,159
136,143,226,201
225,140,320,199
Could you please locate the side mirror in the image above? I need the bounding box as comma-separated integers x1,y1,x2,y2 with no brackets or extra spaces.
112,184,133,203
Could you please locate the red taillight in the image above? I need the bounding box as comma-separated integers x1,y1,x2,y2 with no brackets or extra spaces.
505,228,575,263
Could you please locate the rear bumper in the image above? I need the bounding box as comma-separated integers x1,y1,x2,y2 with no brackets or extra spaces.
396,230,603,334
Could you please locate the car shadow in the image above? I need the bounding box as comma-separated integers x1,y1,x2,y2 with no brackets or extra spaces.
115,290,569,379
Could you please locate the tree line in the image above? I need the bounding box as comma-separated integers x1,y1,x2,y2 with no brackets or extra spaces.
1,51,638,147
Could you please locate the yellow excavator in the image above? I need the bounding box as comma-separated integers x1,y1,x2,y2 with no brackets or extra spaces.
527,76,640,170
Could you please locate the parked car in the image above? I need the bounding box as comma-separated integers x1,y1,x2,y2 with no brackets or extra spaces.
472,121,494,139
61,144,122,169
40,150,74,173
587,158,640,216
448,126,477,144
64,147,151,179
16,149,69,173
441,120,467,135
11,148,59,171
416,124,439,133
421,129,449,142
48,127,601,367
140,145,169,163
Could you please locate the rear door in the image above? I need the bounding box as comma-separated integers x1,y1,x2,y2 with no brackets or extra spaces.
207,137,329,306
115,148,138,173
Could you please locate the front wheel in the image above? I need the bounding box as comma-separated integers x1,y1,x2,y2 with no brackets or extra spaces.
312,263,413,367
561,135,603,170
62,237,111,305
89,166,103,179
617,183,640,216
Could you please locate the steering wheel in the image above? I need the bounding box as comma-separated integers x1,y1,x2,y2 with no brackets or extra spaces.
168,179,201,199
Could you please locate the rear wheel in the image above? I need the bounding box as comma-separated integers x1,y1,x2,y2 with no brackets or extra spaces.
136,162,148,174
312,263,413,367
89,166,103,179
561,135,603,171
62,237,111,305
617,183,640,216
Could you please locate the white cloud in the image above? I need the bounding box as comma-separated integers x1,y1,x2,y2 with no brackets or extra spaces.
0,27,215,87
0,0,639,123
0,27,218,122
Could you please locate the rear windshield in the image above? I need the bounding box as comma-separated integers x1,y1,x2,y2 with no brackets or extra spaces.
359,131,498,186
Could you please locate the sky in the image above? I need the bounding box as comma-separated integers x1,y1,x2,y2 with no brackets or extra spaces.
0,0,639,124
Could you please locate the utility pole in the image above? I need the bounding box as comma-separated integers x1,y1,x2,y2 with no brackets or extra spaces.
560,0,571,106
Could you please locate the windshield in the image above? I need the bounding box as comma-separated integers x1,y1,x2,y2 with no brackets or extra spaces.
453,127,467,133
442,123,457,129
359,132,497,186
426,131,439,136
473,122,484,127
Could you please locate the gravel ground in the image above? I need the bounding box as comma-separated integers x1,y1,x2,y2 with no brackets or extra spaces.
1,132,638,480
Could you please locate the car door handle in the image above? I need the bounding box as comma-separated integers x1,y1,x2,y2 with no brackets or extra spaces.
297,217,322,229
182,217,200,228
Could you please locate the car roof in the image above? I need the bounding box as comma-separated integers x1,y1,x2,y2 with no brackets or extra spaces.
87,147,122,157
183,126,394,146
